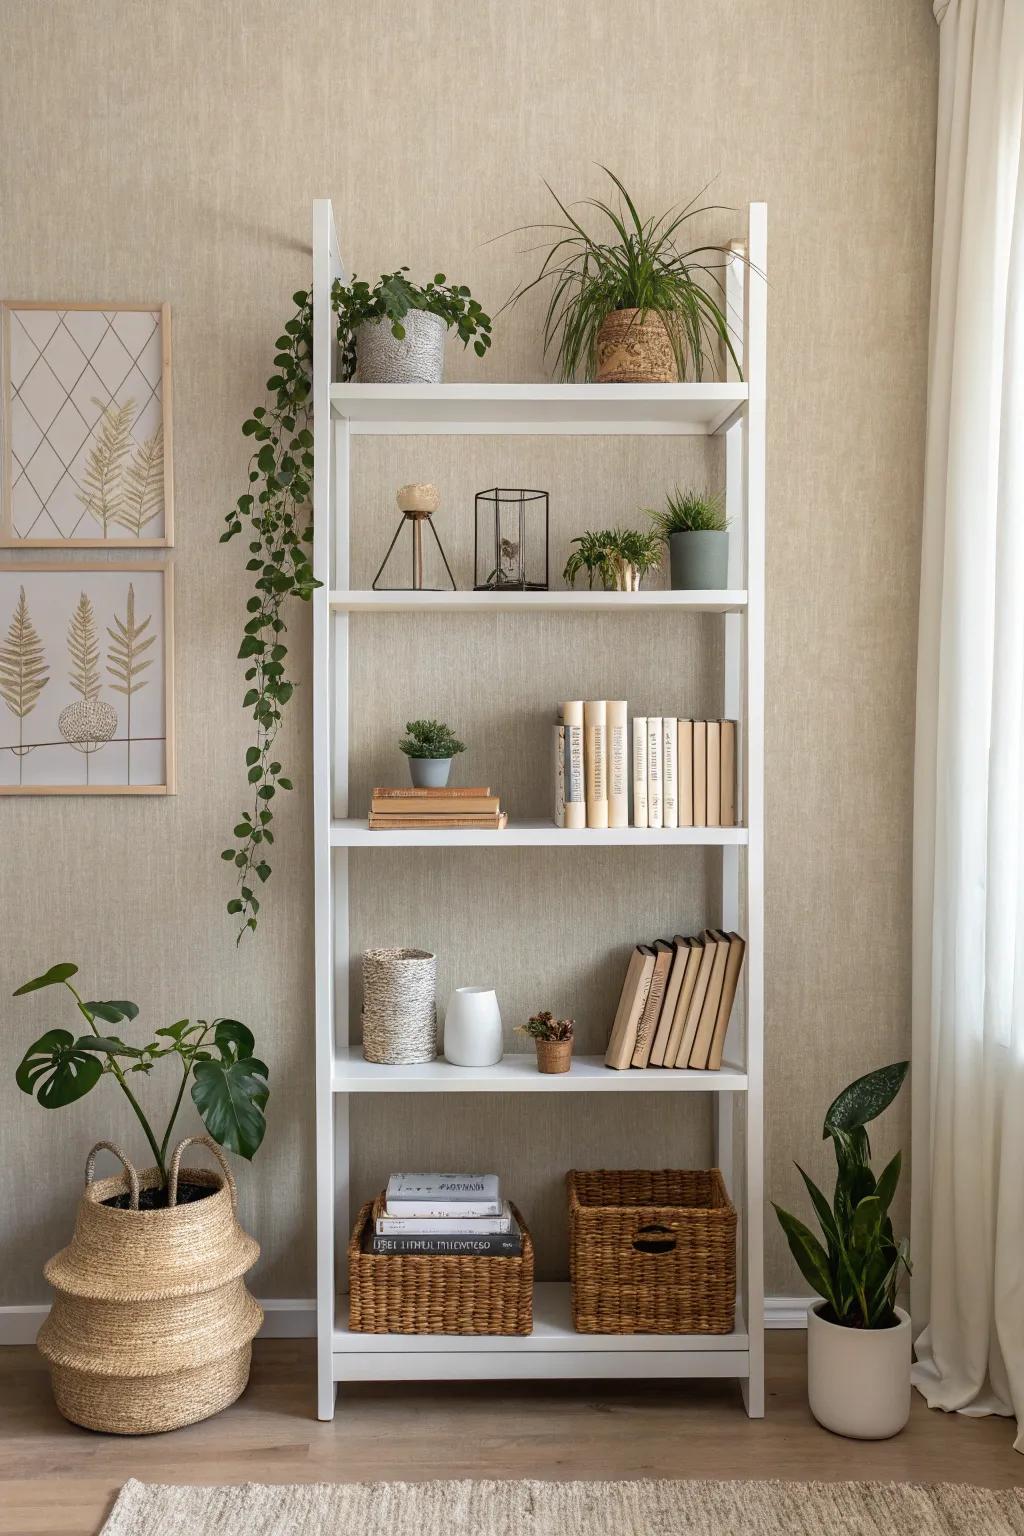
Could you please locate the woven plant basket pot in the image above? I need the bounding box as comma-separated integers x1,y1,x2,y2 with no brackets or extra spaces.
595,308,678,383
535,1039,572,1074
362,946,437,1064
349,1196,534,1335
37,1137,262,1435
568,1168,736,1334
356,310,446,383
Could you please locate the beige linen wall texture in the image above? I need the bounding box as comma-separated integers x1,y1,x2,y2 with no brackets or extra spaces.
0,0,935,1302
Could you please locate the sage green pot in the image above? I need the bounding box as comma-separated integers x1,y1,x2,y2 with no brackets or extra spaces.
668,530,729,590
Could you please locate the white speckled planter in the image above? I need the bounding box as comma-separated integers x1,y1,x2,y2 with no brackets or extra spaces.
807,1301,911,1439
356,310,445,383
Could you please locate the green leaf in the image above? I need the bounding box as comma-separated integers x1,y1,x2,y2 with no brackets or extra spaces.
13,962,78,996
84,1000,138,1024
824,1062,909,1136
191,1056,269,1160
213,1019,255,1063
772,1203,837,1310
795,1164,839,1251
73,1035,143,1057
156,1019,197,1042
874,1151,902,1214
16,1030,103,1107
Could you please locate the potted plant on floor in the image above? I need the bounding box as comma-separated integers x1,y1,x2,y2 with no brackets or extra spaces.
500,168,741,383
516,1011,574,1074
648,487,729,589
399,718,466,787
563,528,662,591
334,270,492,384
773,1061,912,1440
12,961,269,1434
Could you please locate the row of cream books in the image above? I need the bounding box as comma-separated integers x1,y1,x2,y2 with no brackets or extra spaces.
367,1172,523,1256
605,930,746,1071
368,786,508,831
552,704,738,829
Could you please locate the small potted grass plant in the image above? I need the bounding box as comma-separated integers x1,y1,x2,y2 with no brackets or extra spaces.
399,718,465,788
334,270,492,384
648,487,729,589
516,1011,574,1074
563,528,662,592
499,168,740,383
773,1062,912,1440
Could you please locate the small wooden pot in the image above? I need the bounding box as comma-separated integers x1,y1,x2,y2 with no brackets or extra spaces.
595,308,677,384
535,1038,572,1074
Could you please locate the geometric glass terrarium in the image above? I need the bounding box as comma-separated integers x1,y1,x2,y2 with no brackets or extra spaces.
473,488,549,591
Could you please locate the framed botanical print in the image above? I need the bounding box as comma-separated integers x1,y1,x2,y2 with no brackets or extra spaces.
0,562,174,793
1,302,173,547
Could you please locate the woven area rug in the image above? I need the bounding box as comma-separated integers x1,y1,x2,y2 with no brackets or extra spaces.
101,1477,1024,1535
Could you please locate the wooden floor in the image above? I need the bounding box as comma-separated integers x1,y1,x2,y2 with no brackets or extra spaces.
1,1334,1020,1535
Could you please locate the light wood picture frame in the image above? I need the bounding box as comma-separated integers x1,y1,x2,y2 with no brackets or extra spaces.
0,301,173,547
0,561,174,794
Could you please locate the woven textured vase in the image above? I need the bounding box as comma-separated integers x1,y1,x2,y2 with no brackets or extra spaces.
595,308,678,383
37,1137,262,1435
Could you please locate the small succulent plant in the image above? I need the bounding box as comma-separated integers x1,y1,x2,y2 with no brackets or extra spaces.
516,1011,575,1042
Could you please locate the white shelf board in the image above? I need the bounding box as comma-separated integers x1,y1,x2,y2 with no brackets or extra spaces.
333,1046,747,1094
334,1282,748,1381
331,818,748,848
331,589,747,614
329,382,747,435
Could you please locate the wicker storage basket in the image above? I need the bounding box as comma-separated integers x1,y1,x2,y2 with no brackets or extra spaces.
362,946,437,1065
568,1168,736,1334
37,1137,262,1434
595,308,678,383
349,1196,534,1335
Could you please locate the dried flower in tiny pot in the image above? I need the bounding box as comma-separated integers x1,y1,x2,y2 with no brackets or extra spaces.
516,1011,575,1042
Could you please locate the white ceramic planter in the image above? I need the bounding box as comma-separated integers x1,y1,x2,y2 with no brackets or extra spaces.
356,310,445,383
443,987,503,1067
807,1301,911,1439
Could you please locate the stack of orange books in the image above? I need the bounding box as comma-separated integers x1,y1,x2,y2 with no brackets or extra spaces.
368,786,508,831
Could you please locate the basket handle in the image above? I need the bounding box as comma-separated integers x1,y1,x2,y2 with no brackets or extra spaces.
84,1141,140,1211
167,1135,237,1210
632,1223,677,1256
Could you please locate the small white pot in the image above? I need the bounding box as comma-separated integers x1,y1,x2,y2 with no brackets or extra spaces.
807,1301,911,1439
443,987,502,1067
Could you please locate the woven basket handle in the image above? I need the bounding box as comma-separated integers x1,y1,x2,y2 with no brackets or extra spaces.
84,1141,140,1211
167,1134,237,1209
632,1223,677,1256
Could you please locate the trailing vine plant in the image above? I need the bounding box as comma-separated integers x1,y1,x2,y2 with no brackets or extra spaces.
220,288,316,943
221,273,491,942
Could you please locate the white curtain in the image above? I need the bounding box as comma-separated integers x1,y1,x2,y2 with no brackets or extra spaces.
911,0,1024,1451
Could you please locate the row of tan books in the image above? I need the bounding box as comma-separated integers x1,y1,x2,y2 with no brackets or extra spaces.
553,700,628,828
368,785,508,831
633,718,737,828
605,930,746,1071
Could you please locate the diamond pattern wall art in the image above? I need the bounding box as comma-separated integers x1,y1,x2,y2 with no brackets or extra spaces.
1,302,173,546
0,563,174,793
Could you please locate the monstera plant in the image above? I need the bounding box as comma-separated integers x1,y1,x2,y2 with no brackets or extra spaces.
13,962,269,1193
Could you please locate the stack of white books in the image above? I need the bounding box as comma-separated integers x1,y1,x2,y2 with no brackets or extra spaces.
369,1173,522,1257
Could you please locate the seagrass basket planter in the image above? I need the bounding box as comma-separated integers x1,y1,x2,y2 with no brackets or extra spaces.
348,1196,534,1335
568,1168,736,1334
37,1137,262,1435
595,308,678,383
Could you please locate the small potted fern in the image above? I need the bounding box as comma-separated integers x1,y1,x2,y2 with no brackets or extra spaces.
399,718,465,788
648,487,729,589
563,528,662,592
516,1011,574,1074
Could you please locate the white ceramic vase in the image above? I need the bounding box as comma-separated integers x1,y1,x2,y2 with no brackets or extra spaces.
807,1301,911,1439
443,987,503,1067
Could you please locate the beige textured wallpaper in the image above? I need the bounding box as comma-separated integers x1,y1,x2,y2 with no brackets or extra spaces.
0,0,935,1302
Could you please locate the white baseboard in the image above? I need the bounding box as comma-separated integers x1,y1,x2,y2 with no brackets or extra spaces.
1,1296,810,1346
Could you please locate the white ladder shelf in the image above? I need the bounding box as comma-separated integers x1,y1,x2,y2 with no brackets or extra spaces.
311,198,767,1419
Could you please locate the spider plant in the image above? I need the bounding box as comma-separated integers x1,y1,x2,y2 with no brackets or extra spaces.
648,486,728,539
499,168,741,382
563,528,662,592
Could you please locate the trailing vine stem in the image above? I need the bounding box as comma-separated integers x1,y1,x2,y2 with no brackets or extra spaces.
220,289,317,943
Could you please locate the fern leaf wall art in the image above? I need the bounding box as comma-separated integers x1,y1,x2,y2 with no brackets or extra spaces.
0,585,50,782
1,302,173,547
0,564,172,793
106,582,155,782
